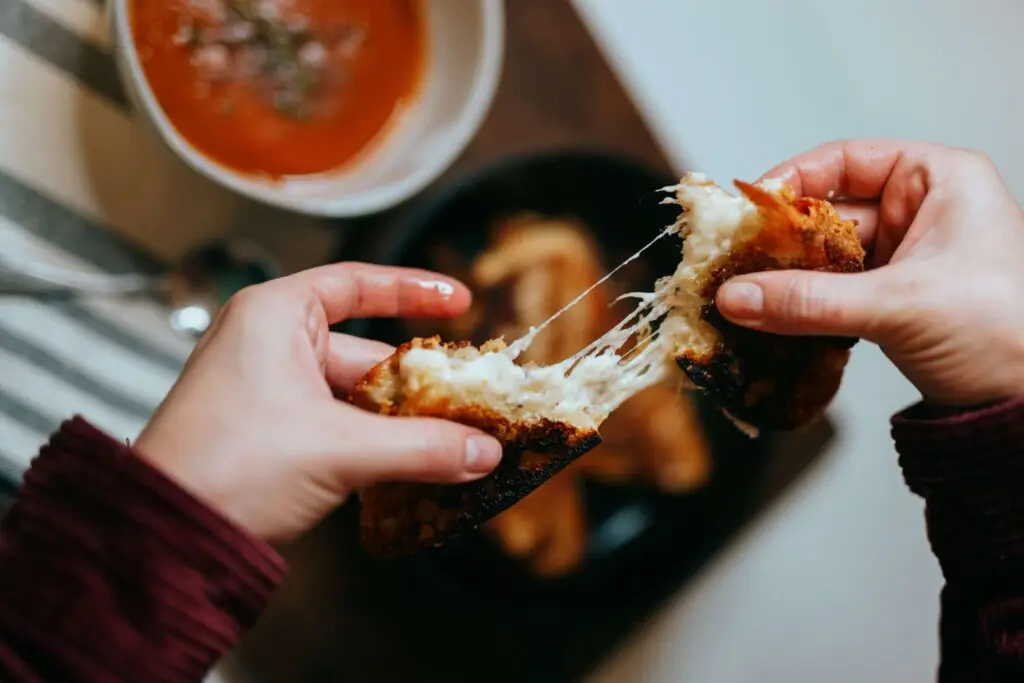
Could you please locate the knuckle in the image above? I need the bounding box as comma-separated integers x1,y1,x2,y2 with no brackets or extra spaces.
218,284,274,328
967,148,994,166
222,285,262,315
958,148,997,175
873,269,935,337
777,275,826,324
199,286,267,345
414,429,466,477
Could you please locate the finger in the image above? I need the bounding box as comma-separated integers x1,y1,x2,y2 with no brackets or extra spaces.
716,269,892,341
758,139,939,207
832,201,879,246
325,333,394,391
259,262,473,324
334,411,504,486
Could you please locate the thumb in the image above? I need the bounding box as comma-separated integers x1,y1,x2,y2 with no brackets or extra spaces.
338,411,504,486
716,270,888,340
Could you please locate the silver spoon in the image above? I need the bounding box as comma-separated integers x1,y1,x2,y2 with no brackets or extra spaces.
0,238,281,338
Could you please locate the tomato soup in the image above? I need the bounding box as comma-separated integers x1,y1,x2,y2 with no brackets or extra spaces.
131,0,425,177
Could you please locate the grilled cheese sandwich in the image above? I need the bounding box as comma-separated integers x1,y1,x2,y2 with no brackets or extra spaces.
352,174,865,557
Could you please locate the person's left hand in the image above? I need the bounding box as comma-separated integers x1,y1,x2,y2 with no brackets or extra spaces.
134,263,503,544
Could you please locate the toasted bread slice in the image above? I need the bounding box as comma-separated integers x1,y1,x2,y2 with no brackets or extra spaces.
350,336,601,558
664,176,865,431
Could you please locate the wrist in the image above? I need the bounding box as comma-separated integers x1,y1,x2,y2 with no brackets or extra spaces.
917,397,1006,419
908,374,1022,414
898,395,1018,424
133,418,243,535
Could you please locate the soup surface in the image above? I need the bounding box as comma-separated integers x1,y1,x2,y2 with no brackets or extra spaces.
131,0,425,177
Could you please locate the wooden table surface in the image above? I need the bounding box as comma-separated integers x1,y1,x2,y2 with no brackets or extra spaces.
446,0,673,178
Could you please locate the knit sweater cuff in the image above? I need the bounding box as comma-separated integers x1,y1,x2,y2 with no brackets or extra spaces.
0,417,287,683
893,397,1024,586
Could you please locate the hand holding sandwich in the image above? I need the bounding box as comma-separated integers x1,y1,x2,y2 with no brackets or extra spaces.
134,263,503,543
717,139,1024,407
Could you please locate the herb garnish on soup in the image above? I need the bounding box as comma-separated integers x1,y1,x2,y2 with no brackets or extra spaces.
132,0,424,177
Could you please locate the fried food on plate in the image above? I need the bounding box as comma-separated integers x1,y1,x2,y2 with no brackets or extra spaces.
484,465,587,578
351,175,864,558
474,216,607,576
589,382,710,493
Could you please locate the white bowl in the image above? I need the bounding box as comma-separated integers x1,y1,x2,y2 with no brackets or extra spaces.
110,0,505,217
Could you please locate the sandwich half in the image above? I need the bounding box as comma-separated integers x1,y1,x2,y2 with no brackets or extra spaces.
351,174,865,558
350,336,602,558
666,176,865,432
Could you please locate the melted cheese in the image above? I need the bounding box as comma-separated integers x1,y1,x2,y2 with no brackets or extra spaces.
397,173,770,430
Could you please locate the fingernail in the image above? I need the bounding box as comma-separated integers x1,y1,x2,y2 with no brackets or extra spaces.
719,281,764,318
417,279,456,298
465,435,502,473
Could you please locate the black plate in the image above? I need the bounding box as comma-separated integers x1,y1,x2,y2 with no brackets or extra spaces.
233,151,836,683
331,150,837,678
361,150,681,342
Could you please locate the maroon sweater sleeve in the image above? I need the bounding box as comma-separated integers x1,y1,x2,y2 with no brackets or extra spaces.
0,417,287,683
894,397,1024,682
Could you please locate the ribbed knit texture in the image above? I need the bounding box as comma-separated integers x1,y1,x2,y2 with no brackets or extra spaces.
894,397,1024,682
0,417,286,682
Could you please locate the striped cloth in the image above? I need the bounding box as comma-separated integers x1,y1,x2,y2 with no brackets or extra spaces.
0,0,343,483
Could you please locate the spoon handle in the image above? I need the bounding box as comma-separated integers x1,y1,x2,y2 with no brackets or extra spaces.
0,260,163,297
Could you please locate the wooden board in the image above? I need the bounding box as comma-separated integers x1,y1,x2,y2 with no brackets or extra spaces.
445,0,672,177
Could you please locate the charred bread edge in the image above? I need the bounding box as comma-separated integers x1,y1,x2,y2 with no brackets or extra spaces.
350,337,603,558
359,429,601,558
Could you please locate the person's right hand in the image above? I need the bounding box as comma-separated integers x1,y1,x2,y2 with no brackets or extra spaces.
715,139,1024,407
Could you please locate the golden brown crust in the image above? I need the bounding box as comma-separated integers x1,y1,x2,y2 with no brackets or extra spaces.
674,180,866,431
350,337,601,558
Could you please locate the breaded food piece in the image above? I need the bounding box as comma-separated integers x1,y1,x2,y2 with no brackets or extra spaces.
350,336,601,559
475,215,609,368
665,176,865,432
